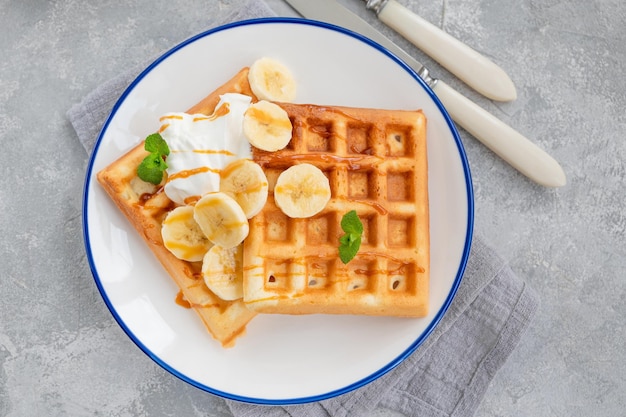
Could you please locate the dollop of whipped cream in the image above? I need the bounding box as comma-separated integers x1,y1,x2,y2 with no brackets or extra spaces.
160,93,252,205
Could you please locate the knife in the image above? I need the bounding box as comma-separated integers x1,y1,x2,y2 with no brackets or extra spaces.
283,0,567,187
362,0,517,102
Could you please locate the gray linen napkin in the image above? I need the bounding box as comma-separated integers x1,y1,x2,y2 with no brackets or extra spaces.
68,1,539,416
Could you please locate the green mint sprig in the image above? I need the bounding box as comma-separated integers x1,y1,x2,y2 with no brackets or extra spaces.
137,133,170,185
338,210,363,264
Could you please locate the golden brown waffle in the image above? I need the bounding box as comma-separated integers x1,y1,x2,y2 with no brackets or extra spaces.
244,102,430,317
97,68,257,347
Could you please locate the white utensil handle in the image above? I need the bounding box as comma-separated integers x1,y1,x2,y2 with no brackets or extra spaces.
433,80,566,187
378,0,517,102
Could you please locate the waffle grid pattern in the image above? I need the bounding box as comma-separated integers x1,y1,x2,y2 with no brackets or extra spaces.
244,103,429,316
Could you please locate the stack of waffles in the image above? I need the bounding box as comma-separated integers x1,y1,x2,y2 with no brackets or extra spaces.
97,64,429,347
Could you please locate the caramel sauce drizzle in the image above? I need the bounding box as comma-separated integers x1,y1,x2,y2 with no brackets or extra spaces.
209,102,230,120
169,149,236,156
189,102,231,121
219,159,250,177
175,290,191,309
255,153,378,170
274,183,329,196
183,195,201,206
166,166,219,182
160,114,184,121
247,106,292,129
348,198,388,215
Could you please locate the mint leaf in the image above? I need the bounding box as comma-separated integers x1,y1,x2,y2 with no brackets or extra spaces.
137,133,170,184
339,234,352,246
339,233,361,264
144,133,170,156
338,211,363,264
137,154,166,185
341,210,363,235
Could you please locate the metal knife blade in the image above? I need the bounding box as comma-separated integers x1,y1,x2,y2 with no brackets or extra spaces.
283,0,567,187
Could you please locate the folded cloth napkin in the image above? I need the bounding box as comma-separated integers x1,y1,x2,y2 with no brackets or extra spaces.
68,1,539,416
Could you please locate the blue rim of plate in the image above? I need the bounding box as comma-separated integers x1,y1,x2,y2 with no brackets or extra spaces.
82,17,474,405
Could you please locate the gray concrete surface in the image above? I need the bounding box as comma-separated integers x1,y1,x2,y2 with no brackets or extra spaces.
1,0,624,416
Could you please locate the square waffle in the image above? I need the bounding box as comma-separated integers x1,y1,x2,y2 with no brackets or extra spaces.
244,102,430,317
96,68,257,347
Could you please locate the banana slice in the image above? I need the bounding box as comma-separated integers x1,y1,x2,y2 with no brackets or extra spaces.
248,57,297,102
202,244,244,301
243,100,293,152
161,205,212,262
193,192,249,249
220,159,269,218
274,163,331,218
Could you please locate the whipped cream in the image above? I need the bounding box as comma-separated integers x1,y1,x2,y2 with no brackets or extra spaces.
160,93,252,205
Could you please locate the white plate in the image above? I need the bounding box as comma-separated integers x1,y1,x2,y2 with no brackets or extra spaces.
83,18,473,404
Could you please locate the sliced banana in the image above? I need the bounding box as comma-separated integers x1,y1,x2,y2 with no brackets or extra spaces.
243,100,293,152
193,192,249,249
202,244,244,301
274,163,331,218
248,57,297,102
161,205,212,262
220,159,269,219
